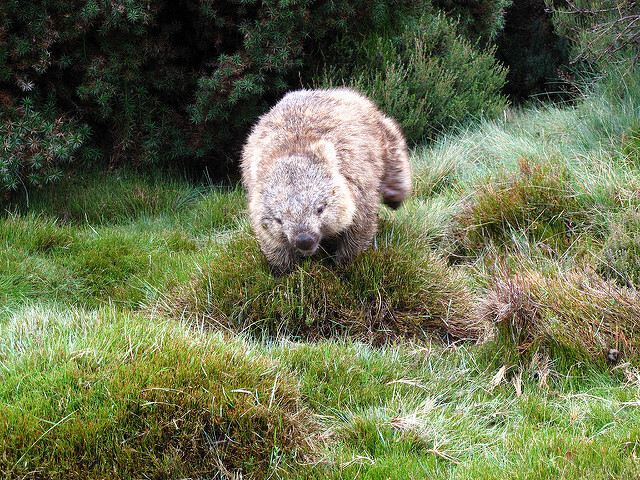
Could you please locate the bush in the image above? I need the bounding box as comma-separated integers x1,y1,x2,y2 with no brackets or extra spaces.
432,0,511,42
495,0,571,100
551,0,640,67
0,97,90,191
0,0,423,187
327,14,508,143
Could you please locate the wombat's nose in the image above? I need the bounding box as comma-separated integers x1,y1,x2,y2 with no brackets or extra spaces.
294,233,317,253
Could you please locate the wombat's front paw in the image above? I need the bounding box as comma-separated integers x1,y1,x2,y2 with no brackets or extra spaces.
269,263,294,278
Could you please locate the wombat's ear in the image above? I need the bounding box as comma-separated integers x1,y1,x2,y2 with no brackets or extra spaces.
310,140,337,165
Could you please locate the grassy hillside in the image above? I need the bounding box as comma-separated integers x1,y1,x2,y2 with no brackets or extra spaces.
2,69,640,478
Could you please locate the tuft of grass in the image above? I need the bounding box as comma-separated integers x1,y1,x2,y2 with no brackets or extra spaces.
598,205,640,289
276,340,640,479
183,185,246,235
0,210,208,309
449,156,591,259
155,221,482,343
0,213,75,254
0,305,319,479
0,214,86,305
478,266,640,367
71,231,151,301
15,169,205,226
621,126,640,165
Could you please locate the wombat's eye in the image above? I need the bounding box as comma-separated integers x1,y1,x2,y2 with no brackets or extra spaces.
262,222,268,229
317,205,324,215
275,218,283,225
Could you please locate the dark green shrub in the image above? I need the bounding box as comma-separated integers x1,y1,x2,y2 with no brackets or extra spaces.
433,0,512,42
0,0,423,189
328,14,508,143
551,0,640,67
496,0,571,100
0,97,90,190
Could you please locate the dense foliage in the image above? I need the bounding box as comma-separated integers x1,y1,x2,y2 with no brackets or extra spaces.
0,97,91,191
331,14,508,143
551,0,640,66
4,0,627,191
496,0,571,99
0,0,425,188
433,0,511,42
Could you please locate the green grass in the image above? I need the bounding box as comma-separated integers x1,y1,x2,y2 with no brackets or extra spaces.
0,305,315,479
2,68,640,478
153,220,479,343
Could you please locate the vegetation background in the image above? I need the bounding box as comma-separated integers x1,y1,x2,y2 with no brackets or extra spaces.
1,0,640,478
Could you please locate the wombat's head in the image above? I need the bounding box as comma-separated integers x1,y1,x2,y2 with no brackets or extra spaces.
256,142,355,257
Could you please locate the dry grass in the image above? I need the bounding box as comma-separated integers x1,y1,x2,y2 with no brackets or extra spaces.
479,266,640,365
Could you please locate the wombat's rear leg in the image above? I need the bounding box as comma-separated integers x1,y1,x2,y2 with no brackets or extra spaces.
379,117,411,209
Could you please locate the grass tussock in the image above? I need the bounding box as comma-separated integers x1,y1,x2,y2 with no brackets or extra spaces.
0,212,75,254
13,169,245,231
156,223,482,344
621,126,640,165
479,266,640,366
0,306,319,479
450,156,590,259
599,206,640,288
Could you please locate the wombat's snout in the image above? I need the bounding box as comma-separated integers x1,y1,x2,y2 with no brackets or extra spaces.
293,233,319,255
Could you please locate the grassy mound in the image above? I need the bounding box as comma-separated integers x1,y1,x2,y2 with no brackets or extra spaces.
599,207,640,288
450,156,591,259
156,221,482,344
478,267,640,366
0,306,318,479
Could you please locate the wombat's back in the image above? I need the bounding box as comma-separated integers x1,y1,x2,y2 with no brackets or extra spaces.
241,88,387,191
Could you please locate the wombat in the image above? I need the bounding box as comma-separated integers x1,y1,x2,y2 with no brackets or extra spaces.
241,88,411,275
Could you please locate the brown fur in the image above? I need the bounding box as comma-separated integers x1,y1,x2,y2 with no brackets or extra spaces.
241,88,411,275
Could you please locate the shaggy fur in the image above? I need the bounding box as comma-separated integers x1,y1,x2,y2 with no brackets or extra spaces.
241,88,411,275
